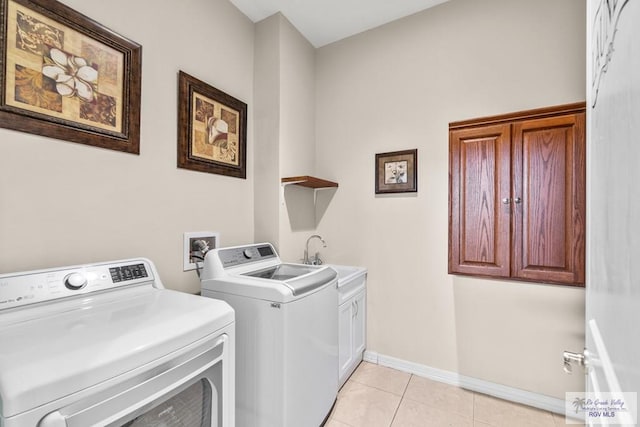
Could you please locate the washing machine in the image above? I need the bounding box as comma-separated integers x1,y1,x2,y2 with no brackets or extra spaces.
0,258,234,427
200,243,338,427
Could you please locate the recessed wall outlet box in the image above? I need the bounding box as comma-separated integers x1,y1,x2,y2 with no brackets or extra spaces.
183,231,220,271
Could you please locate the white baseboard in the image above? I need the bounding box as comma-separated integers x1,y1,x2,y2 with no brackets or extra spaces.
363,350,566,415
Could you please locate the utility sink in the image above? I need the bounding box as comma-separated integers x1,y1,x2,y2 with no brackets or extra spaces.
326,264,367,288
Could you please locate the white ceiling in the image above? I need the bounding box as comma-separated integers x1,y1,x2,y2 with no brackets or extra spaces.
228,0,450,47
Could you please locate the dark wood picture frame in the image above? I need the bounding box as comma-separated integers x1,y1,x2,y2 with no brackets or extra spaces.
375,149,418,194
177,71,247,179
0,0,142,153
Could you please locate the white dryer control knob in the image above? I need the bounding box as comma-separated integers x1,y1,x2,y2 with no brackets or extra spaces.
243,249,253,259
64,272,87,290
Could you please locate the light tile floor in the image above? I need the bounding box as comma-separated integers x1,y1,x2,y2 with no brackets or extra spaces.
326,362,583,427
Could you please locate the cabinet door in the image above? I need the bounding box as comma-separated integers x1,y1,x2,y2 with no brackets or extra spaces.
338,301,354,382
449,124,512,277
512,113,585,285
353,291,366,357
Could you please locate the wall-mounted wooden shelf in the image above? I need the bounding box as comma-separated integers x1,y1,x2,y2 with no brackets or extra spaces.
281,176,339,189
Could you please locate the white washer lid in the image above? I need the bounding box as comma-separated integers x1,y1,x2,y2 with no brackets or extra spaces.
0,287,234,418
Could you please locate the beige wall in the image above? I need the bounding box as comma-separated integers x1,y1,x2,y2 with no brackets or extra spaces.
314,0,586,398
254,15,281,248
0,0,255,293
253,14,320,262
278,17,321,263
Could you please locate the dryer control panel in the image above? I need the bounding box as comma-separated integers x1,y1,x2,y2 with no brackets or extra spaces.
0,259,155,311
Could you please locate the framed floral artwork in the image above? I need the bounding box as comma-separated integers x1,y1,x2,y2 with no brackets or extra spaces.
177,71,247,179
0,0,142,153
375,149,418,194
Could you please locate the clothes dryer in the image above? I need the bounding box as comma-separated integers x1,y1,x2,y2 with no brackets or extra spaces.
0,258,234,427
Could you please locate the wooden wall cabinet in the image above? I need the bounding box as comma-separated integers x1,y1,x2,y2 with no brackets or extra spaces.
448,103,586,286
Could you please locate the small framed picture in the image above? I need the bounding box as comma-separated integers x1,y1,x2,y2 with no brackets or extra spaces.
177,71,247,178
375,149,418,194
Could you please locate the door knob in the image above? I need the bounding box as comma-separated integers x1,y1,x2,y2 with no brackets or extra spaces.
514,197,522,204
563,350,587,374
502,198,511,204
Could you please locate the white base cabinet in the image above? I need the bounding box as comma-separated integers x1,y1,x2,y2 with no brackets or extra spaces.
336,268,367,387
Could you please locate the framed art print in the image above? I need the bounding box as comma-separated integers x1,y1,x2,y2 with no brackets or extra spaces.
375,149,418,194
177,71,247,179
0,0,142,153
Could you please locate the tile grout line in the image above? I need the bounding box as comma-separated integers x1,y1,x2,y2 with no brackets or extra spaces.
348,376,409,399
472,390,476,424
388,373,412,427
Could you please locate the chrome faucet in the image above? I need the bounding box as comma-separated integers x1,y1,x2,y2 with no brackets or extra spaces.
304,234,326,265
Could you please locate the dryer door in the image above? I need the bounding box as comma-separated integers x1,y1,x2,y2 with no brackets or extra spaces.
118,377,216,427
37,334,232,427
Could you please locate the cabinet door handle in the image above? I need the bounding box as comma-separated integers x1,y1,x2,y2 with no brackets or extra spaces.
353,300,358,318
502,197,511,204
514,197,522,204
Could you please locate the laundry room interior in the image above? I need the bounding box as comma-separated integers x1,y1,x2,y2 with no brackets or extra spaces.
1,0,638,426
